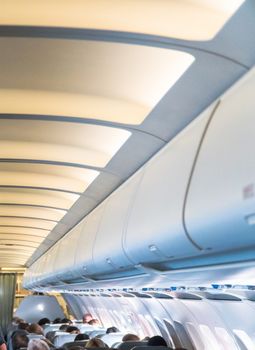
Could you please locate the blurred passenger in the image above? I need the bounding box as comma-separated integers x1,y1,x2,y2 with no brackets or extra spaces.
106,327,119,334
68,346,83,350
59,324,69,332
74,334,89,341
122,334,140,341
53,318,62,324
88,319,100,327
38,318,50,326
27,339,49,350
66,326,80,334
0,335,6,350
27,323,43,335
17,322,29,331
82,314,93,324
85,338,108,348
61,318,72,324
147,336,167,347
12,332,29,350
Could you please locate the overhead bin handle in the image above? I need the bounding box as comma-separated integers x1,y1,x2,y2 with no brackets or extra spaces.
134,263,169,278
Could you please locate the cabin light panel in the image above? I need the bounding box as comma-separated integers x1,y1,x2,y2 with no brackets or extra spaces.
0,0,245,41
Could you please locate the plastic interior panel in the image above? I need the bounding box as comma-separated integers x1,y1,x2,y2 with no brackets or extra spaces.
186,68,255,253
124,106,213,265
15,295,65,323
53,221,84,280
92,170,144,276
75,203,107,277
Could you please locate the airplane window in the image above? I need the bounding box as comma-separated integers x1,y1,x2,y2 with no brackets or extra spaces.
215,327,238,350
233,329,255,350
199,324,221,349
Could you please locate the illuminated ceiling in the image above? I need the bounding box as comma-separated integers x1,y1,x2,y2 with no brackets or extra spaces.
0,0,249,268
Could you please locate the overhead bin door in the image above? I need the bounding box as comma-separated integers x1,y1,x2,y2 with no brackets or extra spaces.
185,69,255,253
91,171,144,279
123,106,214,266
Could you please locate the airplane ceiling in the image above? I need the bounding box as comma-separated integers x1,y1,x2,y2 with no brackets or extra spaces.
0,0,254,268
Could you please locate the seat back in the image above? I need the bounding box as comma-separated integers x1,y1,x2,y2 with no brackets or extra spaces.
116,342,148,350
88,330,106,338
27,334,45,340
53,333,77,347
100,333,126,347
63,340,88,350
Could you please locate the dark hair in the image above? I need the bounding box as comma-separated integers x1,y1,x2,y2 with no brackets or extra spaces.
59,324,69,331
122,334,140,341
61,318,71,324
74,334,89,341
147,336,167,347
106,327,120,334
12,333,29,350
66,326,79,334
38,318,50,326
53,318,62,324
27,323,43,335
17,322,29,331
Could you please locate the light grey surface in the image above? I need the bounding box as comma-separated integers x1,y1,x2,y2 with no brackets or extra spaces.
15,295,65,323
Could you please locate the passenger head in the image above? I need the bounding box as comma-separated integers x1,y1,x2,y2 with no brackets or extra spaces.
82,313,93,324
66,326,80,334
147,336,167,347
74,333,89,341
106,326,119,334
38,318,50,326
17,322,29,331
53,318,62,324
12,333,29,350
27,323,43,335
85,338,108,348
27,339,49,350
122,334,140,341
61,318,72,324
88,319,100,327
59,324,69,331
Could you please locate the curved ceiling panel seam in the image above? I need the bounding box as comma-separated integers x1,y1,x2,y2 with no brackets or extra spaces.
0,26,248,69
0,215,58,223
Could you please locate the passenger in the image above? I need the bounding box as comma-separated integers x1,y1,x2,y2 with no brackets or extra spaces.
0,334,7,350
82,314,93,324
61,318,72,324
17,322,29,331
59,324,69,331
85,338,108,348
106,327,119,334
122,334,140,341
87,319,100,327
27,323,43,335
27,339,49,350
147,336,167,347
38,318,50,326
53,318,62,324
74,334,89,341
66,326,80,334
12,332,29,350
68,347,84,350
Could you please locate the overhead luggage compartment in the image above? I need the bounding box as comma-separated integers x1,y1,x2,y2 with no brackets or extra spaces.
123,106,214,267
91,171,144,279
185,69,255,257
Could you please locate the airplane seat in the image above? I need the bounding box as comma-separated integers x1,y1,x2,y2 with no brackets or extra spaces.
131,347,173,350
63,340,88,350
46,331,66,343
53,333,77,347
100,333,126,347
76,325,94,333
27,334,45,340
44,325,65,336
88,330,106,338
115,341,148,350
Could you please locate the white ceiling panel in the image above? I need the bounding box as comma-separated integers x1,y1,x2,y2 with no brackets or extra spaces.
0,218,57,231
0,38,194,124
0,0,244,40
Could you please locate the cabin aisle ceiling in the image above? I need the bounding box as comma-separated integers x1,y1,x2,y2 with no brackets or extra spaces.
0,0,253,267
